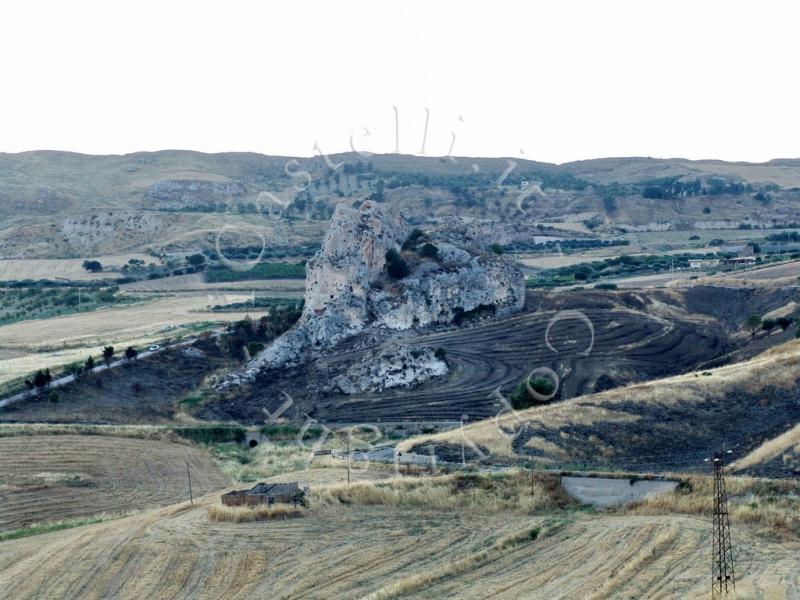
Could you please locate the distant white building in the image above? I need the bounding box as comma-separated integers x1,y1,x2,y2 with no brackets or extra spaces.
688,259,720,269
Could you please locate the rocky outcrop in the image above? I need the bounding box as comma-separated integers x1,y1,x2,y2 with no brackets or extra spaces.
332,344,448,395
226,200,524,386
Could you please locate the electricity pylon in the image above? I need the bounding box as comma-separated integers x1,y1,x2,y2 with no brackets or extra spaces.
711,452,735,599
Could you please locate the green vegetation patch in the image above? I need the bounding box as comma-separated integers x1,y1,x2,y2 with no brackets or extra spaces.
206,262,306,282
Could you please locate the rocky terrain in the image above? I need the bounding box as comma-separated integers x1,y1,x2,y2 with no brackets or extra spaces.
223,200,524,388
197,284,798,424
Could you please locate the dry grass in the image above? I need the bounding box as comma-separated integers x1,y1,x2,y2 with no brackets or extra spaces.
398,339,800,462
362,523,545,600
733,423,800,472
312,470,575,514
0,294,251,352
207,503,304,522
0,471,797,599
620,476,800,537
0,422,181,441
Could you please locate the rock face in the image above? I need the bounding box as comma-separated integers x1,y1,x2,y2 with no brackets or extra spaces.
239,200,525,380
332,344,448,395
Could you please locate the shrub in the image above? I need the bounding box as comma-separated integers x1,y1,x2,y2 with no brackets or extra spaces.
385,249,410,279
594,283,618,290
489,243,505,255
434,347,446,360
174,425,246,445
402,228,425,250
418,243,439,259
48,390,59,403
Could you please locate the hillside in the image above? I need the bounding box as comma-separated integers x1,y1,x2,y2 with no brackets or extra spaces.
397,339,800,477
3,151,800,258
199,285,797,424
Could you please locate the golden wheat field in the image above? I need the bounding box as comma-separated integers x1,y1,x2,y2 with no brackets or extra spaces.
0,435,229,532
0,472,797,599
0,255,153,282
0,294,252,352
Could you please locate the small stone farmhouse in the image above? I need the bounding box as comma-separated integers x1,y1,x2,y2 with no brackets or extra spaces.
222,482,305,506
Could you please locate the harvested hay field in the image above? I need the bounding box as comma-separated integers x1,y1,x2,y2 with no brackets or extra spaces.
0,294,252,351
121,273,305,294
0,254,152,282
0,472,796,599
399,340,800,475
0,435,229,533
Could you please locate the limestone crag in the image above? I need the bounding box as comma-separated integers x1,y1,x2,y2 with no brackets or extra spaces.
226,200,524,387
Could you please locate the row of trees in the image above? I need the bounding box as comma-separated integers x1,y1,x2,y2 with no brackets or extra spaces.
24,345,141,399
743,314,798,339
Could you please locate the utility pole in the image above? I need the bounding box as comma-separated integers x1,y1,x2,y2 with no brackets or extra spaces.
346,434,351,485
187,461,194,506
530,454,534,496
711,452,735,599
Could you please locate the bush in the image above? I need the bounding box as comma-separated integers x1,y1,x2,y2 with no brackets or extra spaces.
402,228,425,250
489,243,505,255
418,243,439,259
174,425,246,445
385,249,410,279
434,347,446,360
594,283,618,290
48,390,59,403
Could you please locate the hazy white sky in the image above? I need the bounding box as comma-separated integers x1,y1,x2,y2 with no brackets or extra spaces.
1,0,799,163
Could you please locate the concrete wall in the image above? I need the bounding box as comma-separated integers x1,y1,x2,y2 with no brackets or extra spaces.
561,476,679,508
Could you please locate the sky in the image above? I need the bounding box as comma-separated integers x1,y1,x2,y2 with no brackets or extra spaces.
1,0,799,163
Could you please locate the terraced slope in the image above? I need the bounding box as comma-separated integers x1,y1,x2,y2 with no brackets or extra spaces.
203,286,800,424
0,435,229,532
399,340,800,474
0,496,796,599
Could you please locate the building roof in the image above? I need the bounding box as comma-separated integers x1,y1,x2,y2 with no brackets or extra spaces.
221,482,301,498
247,482,300,496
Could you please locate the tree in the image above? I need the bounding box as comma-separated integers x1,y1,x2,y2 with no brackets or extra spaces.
761,318,777,335
489,243,505,255
82,260,103,273
102,346,115,367
48,390,59,404
385,249,410,279
85,355,96,371
124,346,138,362
776,317,793,331
32,369,52,393
186,253,206,268
744,314,762,339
